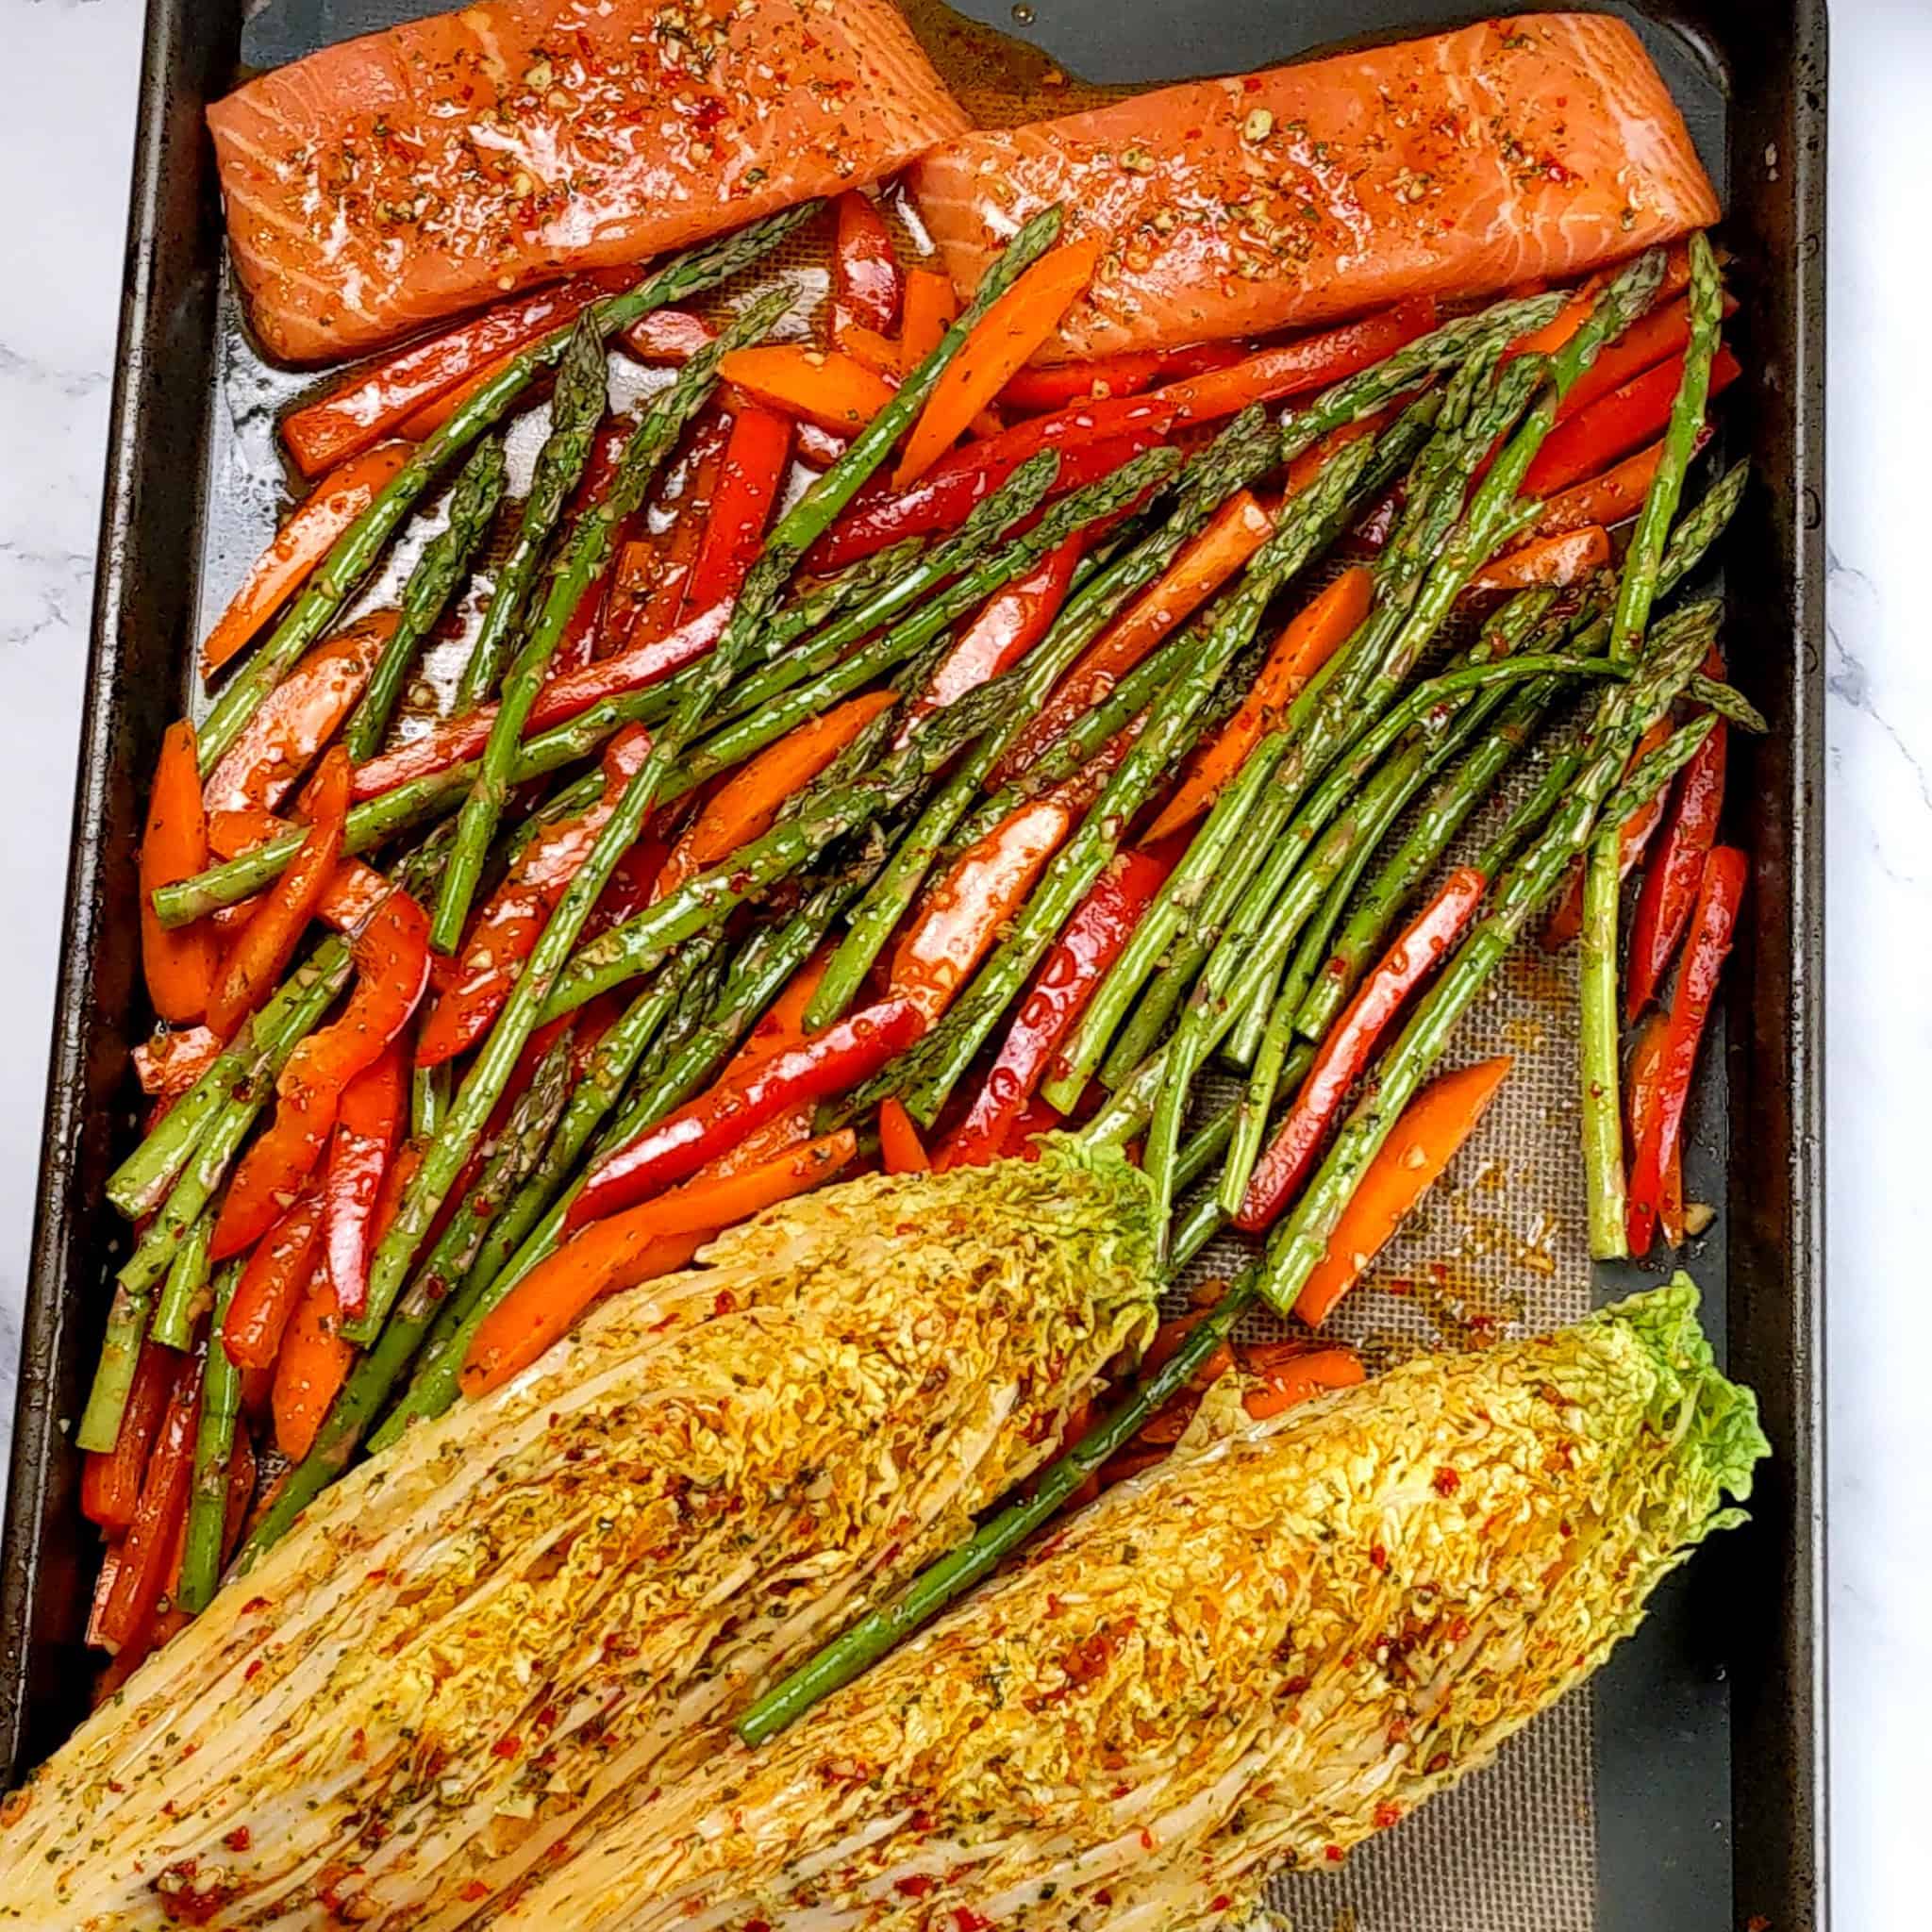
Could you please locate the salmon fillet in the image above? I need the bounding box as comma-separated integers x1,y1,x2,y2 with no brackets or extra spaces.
911,12,1718,362
207,0,969,363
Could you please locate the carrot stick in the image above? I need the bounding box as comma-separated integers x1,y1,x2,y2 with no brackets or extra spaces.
655,690,899,902
271,1270,354,1461
1142,564,1373,843
1470,524,1611,593
461,1130,858,1394
201,445,412,673
206,746,350,1037
140,720,218,1024
877,1097,931,1175
836,323,908,380
718,344,896,436
892,239,1103,489
994,489,1274,783
899,269,958,371
1293,1056,1512,1327
1530,437,1675,539
1238,1341,1366,1419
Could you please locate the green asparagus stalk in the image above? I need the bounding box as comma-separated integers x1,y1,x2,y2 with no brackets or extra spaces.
353,209,1069,1342
737,1261,1260,1744
177,1263,243,1613
149,1209,214,1353
197,207,817,774
344,435,508,763
75,1284,154,1453
1577,232,1724,1261
451,317,611,714
1255,609,1721,1316
411,1061,450,1141
429,290,787,951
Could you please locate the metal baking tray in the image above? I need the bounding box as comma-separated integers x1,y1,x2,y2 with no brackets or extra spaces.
0,1,1825,1925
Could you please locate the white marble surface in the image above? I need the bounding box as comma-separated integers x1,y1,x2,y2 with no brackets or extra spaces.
0,0,1922,1922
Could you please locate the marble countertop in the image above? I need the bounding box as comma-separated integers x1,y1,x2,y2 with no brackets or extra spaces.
0,0,1922,1921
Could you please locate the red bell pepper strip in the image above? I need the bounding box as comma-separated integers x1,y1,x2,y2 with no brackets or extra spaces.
1625,846,1746,1254
833,191,903,335
206,746,350,1038
202,445,413,673
464,1129,858,1394
94,1354,201,1654
350,600,726,804
141,720,219,1024
224,1186,325,1373
1541,717,1677,950
278,270,632,475
993,490,1274,782
889,797,1074,1023
808,392,1187,571
678,404,792,618
1155,296,1437,425
552,418,643,674
894,239,1104,488
999,341,1251,413
416,725,655,1064
621,306,717,364
1239,867,1488,1231
1626,720,1728,1018
1524,344,1742,497
80,1338,175,1535
876,1097,931,1175
1296,1055,1513,1327
211,885,431,1257
568,997,925,1228
941,842,1181,1171
322,1041,408,1318
897,535,1084,742
203,610,393,816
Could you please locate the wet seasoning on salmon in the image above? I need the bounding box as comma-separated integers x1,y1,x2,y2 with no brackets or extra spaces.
911,12,1719,361
207,0,970,362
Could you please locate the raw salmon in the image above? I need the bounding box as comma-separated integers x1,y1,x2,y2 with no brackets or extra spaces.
911,12,1718,362
207,0,969,363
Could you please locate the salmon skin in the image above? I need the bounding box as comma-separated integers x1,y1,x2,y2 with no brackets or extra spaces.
911,12,1718,362
207,0,969,364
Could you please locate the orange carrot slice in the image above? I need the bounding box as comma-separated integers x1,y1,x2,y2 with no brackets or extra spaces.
1238,1342,1366,1419
140,720,218,1024
461,1131,858,1395
200,444,410,674
899,269,958,371
1294,1056,1512,1328
877,1097,931,1174
718,345,896,436
1470,524,1611,593
892,239,1103,489
1143,565,1373,842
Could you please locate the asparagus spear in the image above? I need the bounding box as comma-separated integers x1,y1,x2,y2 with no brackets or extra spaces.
1255,606,1722,1315
411,1061,449,1141
1577,232,1725,1261
196,206,818,774
177,1262,243,1613
149,1208,214,1353
451,316,611,715
429,290,787,950
344,434,508,764
353,209,1068,1342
